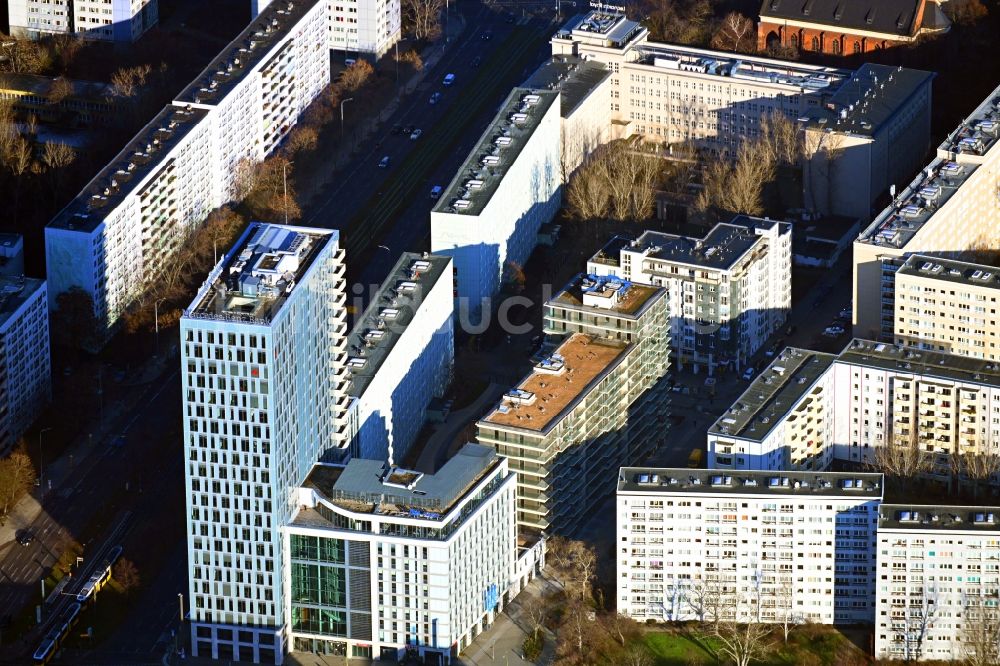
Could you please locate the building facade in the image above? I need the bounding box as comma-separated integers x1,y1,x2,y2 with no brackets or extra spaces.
588,217,791,374
876,504,1000,662
853,81,1000,340
617,469,883,625
284,444,520,664
431,89,561,319
46,0,332,346
757,0,950,56
8,0,158,41
894,255,1000,359
345,253,454,464
329,0,400,58
181,223,348,664
0,276,51,456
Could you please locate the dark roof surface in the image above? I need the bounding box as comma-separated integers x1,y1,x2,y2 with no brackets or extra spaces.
760,0,923,37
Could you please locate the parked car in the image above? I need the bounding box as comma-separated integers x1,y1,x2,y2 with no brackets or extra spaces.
409,128,423,140
378,156,391,168
823,325,846,337
429,185,443,199
16,530,34,547
742,367,756,381
402,125,415,135
429,92,442,105
442,73,455,86
839,307,852,319
481,30,492,40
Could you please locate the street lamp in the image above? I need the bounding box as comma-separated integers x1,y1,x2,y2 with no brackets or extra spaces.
38,427,53,491
282,161,294,225
154,297,167,356
340,97,354,141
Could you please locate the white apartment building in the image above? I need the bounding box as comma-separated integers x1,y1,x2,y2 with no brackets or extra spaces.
876,504,1000,662
329,0,400,58
284,443,529,664
46,0,331,347
181,223,349,664
854,82,1000,340
588,217,791,374
894,255,1000,359
431,88,561,319
345,253,454,464
0,276,51,456
710,339,1000,478
549,11,932,220
8,0,158,42
617,469,883,625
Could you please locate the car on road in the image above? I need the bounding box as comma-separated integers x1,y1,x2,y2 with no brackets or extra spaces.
472,56,482,68
670,385,690,394
429,185,443,199
16,530,34,546
742,367,756,381
390,124,403,135
409,129,422,140
402,125,415,135
378,156,391,168
823,325,846,337
442,73,455,86
481,30,492,40
839,307,852,319
429,92,442,105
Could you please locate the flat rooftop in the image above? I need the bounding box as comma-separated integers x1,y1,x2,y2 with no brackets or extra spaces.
619,468,883,499
433,88,558,218
879,504,1000,532
549,273,662,318
186,223,334,324
481,333,630,433
799,63,934,137
588,234,632,269
838,338,1000,389
346,253,451,398
710,348,836,441
624,217,787,272
48,105,209,234
0,277,45,330
896,254,1000,291
859,84,1000,250
0,73,118,101
175,0,323,105
304,443,501,518
523,56,610,117
553,11,646,49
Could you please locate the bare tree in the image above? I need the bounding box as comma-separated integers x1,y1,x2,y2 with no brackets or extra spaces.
759,111,803,167
962,596,1000,666
111,64,152,98
113,558,141,597
713,594,773,666
0,35,50,74
605,612,638,647
339,59,375,93
686,580,724,628
623,644,653,666
952,450,1000,498
6,136,34,227
47,77,75,105
0,449,35,517
546,537,597,600
523,595,548,641
777,585,801,643
566,141,661,221
710,12,756,53
42,141,75,170
945,0,989,26
285,126,319,156
403,0,444,40
867,427,933,486
697,139,775,218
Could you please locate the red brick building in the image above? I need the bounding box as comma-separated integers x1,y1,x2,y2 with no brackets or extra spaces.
757,0,950,56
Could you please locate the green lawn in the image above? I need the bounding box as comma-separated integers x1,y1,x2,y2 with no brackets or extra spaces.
639,626,866,666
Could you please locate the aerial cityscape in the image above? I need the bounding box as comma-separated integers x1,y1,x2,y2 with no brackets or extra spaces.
1,0,1000,665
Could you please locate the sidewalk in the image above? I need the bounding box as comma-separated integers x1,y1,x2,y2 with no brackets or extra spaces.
415,381,505,473
0,348,178,548
458,577,558,666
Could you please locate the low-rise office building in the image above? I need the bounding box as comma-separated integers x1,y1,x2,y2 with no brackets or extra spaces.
477,328,663,535
345,253,454,464
853,82,1000,340
588,217,791,374
876,504,1000,662
431,88,561,318
284,443,521,665
0,74,123,127
893,255,1000,360
0,275,50,455
617,468,883,625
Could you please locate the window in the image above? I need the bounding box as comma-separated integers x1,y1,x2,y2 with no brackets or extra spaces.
811,36,820,51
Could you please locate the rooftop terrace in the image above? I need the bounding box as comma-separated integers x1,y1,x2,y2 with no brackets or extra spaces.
709,347,836,440
186,223,334,324
346,253,451,398
623,217,786,271
859,84,1000,250
799,63,933,137
482,333,630,433
619,468,883,498
838,338,1000,389
523,56,611,117
549,273,662,317
880,504,1000,532
432,88,558,217
897,254,1000,291
304,443,501,519
0,277,45,331
48,105,208,233
175,0,323,105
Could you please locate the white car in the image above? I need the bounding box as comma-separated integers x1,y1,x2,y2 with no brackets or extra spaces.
742,367,755,381
409,128,422,140
443,73,455,86
823,326,845,337
429,92,441,105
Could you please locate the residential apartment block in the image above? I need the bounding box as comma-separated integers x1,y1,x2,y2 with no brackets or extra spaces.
477,321,668,535
894,255,1000,359
876,504,1000,662
431,88,561,318
284,443,535,664
181,224,348,663
8,0,158,42
549,11,932,219
757,0,950,55
853,82,1000,340
345,253,454,464
617,469,883,625
710,339,1000,477
0,275,51,455
329,0,401,58
46,0,332,346
588,217,791,374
